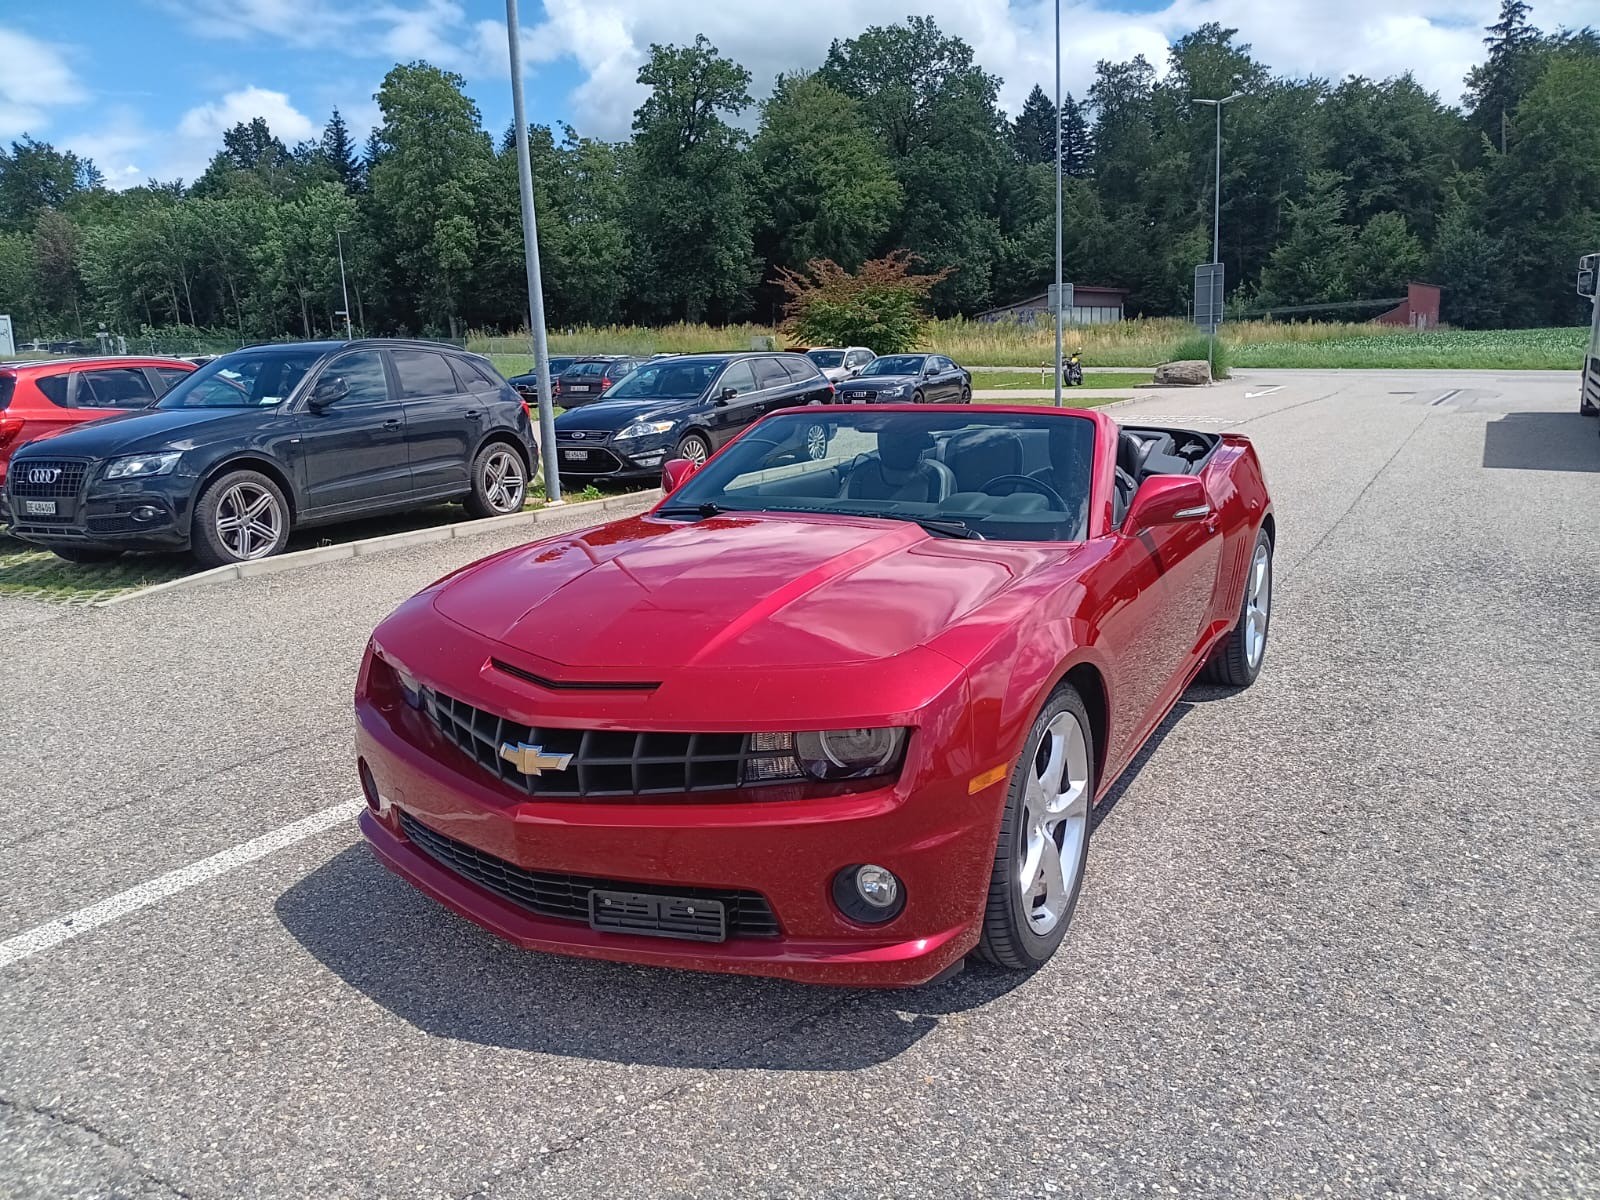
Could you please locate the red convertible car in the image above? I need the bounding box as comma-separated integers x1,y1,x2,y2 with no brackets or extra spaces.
355,404,1273,986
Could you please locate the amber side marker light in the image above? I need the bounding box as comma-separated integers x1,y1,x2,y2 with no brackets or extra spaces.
968,762,1011,795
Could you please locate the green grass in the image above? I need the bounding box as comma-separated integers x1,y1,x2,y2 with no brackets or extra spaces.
1230,326,1588,370
968,369,1153,391
970,394,1132,409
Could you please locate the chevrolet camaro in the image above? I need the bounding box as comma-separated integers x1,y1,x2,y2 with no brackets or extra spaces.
354,404,1274,986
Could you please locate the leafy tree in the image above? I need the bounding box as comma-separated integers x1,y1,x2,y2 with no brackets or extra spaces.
751,74,901,275
1012,85,1057,164
193,118,300,198
1257,171,1355,306
1345,212,1426,299
0,137,101,231
625,36,755,322
31,210,84,333
776,252,951,352
368,62,496,336
1320,76,1458,238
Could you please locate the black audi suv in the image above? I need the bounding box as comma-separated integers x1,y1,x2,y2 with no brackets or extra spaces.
4,340,537,566
552,352,834,483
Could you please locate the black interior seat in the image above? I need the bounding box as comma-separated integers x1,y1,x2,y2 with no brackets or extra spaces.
841,428,954,503
940,428,1023,493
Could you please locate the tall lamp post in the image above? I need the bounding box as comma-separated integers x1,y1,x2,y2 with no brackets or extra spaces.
505,0,562,502
1193,91,1242,378
334,229,353,340
1052,0,1063,407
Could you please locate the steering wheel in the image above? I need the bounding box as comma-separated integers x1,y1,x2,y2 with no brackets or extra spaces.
982,474,1069,509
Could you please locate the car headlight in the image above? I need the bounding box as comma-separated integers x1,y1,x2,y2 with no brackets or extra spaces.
741,728,909,784
615,419,675,441
104,451,181,480
880,384,910,397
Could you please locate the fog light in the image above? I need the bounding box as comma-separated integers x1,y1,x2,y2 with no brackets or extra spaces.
133,505,160,522
358,758,380,811
832,863,905,924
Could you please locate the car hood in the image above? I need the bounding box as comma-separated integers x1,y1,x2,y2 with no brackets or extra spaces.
11,407,256,458
841,375,918,390
554,398,695,432
430,512,1066,672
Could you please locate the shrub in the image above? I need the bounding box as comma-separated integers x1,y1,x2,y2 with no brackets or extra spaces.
1170,333,1231,379
774,252,952,354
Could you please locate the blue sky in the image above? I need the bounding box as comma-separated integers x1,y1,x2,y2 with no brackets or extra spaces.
2,0,1577,189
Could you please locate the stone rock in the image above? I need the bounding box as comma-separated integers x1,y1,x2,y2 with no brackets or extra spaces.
1154,359,1212,386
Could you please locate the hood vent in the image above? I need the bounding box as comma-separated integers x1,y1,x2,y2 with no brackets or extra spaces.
491,657,661,693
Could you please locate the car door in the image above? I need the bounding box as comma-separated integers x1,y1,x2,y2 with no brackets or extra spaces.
930,357,957,401
780,357,833,404
292,349,412,514
703,359,763,447
752,357,800,416
393,349,485,498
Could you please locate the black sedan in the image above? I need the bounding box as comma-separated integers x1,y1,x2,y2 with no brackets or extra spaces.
5,340,537,567
834,354,971,404
506,357,577,402
553,352,834,481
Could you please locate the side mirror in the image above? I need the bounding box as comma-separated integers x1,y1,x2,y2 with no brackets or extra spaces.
308,376,348,410
661,458,699,494
717,387,738,405
1123,475,1210,537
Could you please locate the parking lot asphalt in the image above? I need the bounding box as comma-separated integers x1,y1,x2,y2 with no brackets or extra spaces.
2,369,1596,1199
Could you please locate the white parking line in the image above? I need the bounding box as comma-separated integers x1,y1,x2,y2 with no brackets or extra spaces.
0,800,361,970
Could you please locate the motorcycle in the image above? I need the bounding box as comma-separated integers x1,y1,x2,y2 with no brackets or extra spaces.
1064,350,1083,387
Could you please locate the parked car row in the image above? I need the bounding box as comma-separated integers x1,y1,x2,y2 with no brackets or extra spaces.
3,340,536,568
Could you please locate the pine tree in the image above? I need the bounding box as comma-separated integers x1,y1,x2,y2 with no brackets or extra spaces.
1011,85,1057,164
320,109,365,191
1059,91,1093,176
1464,0,1542,150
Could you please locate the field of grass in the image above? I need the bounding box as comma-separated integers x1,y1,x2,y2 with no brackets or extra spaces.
475,319,1587,371
968,369,1153,391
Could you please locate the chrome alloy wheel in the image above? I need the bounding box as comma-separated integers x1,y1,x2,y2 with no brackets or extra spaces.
1018,710,1091,935
214,482,284,560
483,448,526,513
1245,540,1272,669
679,436,709,466
804,423,828,460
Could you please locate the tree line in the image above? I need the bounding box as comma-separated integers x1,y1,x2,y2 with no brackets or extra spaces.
0,1,1596,344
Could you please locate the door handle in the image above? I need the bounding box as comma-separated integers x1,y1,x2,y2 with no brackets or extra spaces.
464,409,482,418
383,418,402,430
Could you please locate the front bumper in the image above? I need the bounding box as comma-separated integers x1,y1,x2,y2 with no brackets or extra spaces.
554,436,669,480
354,664,998,987
5,468,193,551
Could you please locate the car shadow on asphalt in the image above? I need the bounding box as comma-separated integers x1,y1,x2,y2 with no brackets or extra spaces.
1482,410,1600,472
275,845,1032,1071
1090,697,1198,832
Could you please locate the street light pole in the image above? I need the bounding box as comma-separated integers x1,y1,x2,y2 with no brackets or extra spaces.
335,229,353,341
1194,91,1243,379
506,0,562,503
1053,0,1063,408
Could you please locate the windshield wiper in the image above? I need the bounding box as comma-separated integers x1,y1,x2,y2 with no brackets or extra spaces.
909,517,984,540
657,502,733,519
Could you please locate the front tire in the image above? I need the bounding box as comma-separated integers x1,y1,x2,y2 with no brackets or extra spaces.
191,470,290,567
52,547,123,564
1202,527,1273,687
464,443,528,518
976,685,1095,971
912,389,925,404
676,432,711,467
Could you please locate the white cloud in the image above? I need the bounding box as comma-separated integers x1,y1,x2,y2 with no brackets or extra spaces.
177,86,318,144
0,26,88,139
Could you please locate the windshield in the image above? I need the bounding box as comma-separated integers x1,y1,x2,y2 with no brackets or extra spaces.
806,350,845,368
604,358,724,400
662,410,1096,542
860,355,925,377
156,350,321,409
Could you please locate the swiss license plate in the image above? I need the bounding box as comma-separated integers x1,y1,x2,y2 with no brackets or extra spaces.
590,889,727,942
21,500,57,516
562,449,590,462
569,385,591,393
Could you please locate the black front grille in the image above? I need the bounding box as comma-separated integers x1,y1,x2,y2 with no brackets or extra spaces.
399,809,780,937
556,444,624,473
423,686,787,797
9,459,88,498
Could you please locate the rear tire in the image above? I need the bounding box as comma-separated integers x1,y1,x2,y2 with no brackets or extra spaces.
52,547,123,564
191,470,290,567
975,685,1095,971
1202,527,1273,687
464,443,528,518
960,384,972,403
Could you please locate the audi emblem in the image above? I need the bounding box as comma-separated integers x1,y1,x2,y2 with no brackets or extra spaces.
26,467,61,485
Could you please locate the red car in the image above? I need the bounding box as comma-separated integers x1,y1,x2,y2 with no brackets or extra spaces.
355,404,1274,986
0,356,195,486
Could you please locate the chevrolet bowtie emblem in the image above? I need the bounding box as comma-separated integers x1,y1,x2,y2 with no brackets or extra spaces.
499,741,574,775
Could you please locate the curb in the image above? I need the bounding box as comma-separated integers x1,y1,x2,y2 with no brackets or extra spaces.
94,492,654,608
